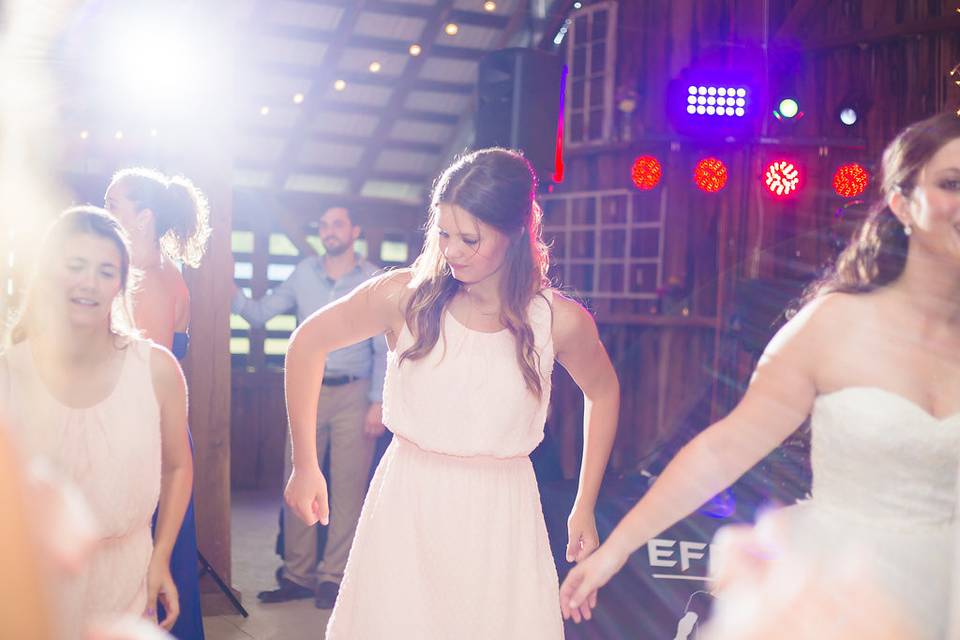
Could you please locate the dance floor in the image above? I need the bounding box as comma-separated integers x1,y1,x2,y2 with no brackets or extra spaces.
203,491,331,640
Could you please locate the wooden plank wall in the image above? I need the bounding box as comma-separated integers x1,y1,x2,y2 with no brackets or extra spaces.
547,0,960,478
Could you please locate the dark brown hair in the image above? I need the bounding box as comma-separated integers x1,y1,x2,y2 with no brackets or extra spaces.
400,148,551,396
110,167,211,267
803,111,960,303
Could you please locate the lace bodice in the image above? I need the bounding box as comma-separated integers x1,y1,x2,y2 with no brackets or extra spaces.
809,387,960,527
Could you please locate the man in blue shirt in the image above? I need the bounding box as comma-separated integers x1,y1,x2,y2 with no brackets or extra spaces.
233,206,386,609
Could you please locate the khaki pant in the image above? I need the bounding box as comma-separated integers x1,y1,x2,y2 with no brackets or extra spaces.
282,379,375,588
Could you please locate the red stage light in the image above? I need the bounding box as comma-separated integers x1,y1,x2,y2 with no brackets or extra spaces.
631,156,662,190
764,159,801,197
693,157,728,193
832,163,869,198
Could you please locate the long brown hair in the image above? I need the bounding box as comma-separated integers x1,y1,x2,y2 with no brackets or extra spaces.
109,167,211,268
803,112,960,304
5,207,137,346
400,148,551,397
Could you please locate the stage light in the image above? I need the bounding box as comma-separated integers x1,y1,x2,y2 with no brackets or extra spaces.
776,98,799,119
114,130,124,140
573,1,582,7
409,43,422,56
105,17,217,118
79,130,89,140
680,83,750,119
764,160,801,198
293,93,305,104
483,1,497,11
259,105,270,116
694,157,728,193
631,156,662,191
333,79,347,91
833,163,869,198
839,107,857,126
149,128,158,137
368,61,382,73
445,23,459,36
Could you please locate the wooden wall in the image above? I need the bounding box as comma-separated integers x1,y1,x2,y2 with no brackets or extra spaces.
546,0,960,478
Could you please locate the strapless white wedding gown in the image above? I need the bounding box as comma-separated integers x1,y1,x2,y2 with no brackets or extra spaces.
783,387,960,638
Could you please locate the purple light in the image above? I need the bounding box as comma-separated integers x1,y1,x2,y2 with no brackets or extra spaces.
682,83,749,120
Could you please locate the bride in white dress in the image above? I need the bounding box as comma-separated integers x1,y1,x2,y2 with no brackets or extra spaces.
559,111,960,639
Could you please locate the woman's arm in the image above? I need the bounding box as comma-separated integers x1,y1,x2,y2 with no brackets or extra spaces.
552,295,620,563
284,270,407,526
0,429,55,640
148,345,193,630
559,295,832,621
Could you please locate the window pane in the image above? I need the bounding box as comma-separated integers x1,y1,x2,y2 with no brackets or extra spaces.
574,15,589,42
234,261,253,280
590,42,606,73
591,9,608,41
571,78,585,109
267,263,296,282
571,197,596,225
572,46,587,76
230,337,250,355
269,233,299,256
306,235,326,256
601,196,627,224
264,338,289,356
265,314,297,331
570,231,594,259
380,240,409,263
231,230,254,253
230,314,250,330
570,113,585,143
354,239,368,258
588,109,604,139
601,229,626,258
589,79,605,107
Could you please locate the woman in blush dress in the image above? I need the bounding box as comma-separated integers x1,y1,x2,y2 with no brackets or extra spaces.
560,111,960,639
1,208,193,635
284,148,621,638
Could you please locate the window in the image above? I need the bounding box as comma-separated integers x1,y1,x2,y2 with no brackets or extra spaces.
565,1,617,146
541,188,665,300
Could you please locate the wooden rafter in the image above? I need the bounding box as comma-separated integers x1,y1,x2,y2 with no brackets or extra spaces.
773,0,825,43
346,0,459,196
254,63,474,94
800,14,960,51
270,0,368,190
257,25,487,61
243,125,445,154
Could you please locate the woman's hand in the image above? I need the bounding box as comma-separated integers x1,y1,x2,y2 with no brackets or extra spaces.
145,554,179,631
284,465,329,526
565,506,599,563
559,541,629,623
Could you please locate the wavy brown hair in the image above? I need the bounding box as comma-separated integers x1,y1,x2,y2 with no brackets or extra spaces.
109,167,211,268
399,148,551,397
6,207,138,347
802,111,960,304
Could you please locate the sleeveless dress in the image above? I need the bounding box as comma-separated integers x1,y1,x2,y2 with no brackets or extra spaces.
4,338,162,633
777,387,959,638
326,292,564,639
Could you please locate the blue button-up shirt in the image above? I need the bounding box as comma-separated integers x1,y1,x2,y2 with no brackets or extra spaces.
232,254,386,403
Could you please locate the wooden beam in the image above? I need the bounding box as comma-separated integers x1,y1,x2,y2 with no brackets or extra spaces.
241,125,445,153
773,0,824,43
800,14,960,51
435,0,533,176
256,24,486,60
270,1,369,189
347,0,459,194
254,62,473,94
314,103,459,124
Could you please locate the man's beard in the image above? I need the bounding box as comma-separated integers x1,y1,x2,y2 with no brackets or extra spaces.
323,239,349,256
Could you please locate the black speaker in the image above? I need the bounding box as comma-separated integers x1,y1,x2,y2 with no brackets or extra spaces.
475,47,563,186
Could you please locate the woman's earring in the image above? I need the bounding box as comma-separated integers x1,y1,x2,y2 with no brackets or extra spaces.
903,223,913,237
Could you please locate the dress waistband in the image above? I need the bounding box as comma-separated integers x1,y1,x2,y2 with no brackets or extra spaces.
393,435,530,464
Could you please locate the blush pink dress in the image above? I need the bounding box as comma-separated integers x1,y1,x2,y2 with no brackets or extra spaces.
4,338,161,632
326,291,564,639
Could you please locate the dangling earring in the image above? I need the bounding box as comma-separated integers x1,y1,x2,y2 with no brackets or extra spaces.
903,223,913,237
